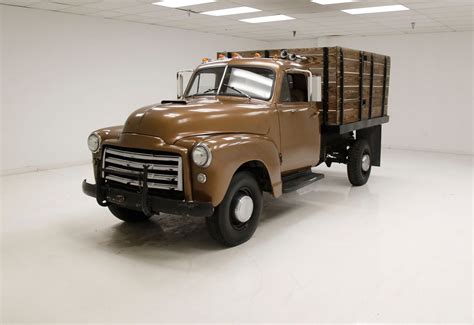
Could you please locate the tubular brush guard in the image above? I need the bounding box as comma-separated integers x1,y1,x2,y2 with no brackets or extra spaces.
82,165,214,218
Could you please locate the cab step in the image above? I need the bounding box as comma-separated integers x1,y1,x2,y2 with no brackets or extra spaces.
282,169,324,193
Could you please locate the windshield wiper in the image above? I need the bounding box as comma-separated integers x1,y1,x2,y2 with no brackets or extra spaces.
222,84,252,100
188,88,218,97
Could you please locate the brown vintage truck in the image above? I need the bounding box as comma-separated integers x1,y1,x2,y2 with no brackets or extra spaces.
83,47,391,246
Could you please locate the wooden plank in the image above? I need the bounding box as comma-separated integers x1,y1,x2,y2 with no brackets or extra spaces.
339,47,360,60
343,59,373,74
327,108,360,124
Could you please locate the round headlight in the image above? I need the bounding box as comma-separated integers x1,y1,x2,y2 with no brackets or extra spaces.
192,144,211,168
87,133,101,153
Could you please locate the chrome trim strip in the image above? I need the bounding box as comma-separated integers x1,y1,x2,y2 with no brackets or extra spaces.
105,157,179,171
105,175,178,190
177,156,183,191
106,148,180,162
105,166,178,182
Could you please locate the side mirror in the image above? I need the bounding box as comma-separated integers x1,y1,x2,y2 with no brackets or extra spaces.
176,70,193,99
311,76,322,102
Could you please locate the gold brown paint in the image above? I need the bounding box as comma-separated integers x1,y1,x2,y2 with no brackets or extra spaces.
90,49,389,207
92,58,308,207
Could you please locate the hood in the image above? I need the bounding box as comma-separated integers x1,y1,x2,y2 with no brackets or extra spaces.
122,97,272,144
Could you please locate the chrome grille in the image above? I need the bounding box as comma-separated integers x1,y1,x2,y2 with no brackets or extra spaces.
102,147,183,191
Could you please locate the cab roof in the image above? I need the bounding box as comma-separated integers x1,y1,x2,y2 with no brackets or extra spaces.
197,57,306,72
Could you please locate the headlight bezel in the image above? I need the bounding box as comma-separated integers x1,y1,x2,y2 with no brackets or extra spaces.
192,143,212,168
87,132,101,153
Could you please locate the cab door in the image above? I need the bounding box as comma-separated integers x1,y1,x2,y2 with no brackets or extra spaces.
277,70,320,172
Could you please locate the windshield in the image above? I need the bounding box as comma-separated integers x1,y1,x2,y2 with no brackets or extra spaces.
185,65,275,101
220,67,275,100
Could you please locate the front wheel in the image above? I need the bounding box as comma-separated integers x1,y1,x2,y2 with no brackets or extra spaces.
347,139,372,186
108,204,151,222
206,171,263,247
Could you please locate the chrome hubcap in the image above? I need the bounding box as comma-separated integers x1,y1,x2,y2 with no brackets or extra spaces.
234,195,254,223
361,154,371,172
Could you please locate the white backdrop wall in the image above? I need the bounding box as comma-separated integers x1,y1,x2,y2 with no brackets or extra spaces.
269,31,474,155
2,6,472,175
0,5,268,174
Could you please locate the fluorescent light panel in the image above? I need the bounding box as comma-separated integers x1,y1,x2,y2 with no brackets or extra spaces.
312,0,355,4
342,5,409,14
201,6,261,16
240,15,294,24
153,0,216,8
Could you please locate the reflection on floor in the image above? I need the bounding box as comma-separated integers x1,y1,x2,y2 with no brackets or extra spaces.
1,149,472,322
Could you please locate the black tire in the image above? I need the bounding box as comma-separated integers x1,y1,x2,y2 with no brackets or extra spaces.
108,204,151,222
347,139,372,186
206,171,263,247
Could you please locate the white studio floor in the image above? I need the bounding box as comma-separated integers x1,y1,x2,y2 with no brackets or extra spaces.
1,149,472,323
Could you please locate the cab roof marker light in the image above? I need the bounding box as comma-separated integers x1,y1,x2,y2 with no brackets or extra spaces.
240,15,294,24
342,5,409,15
201,6,261,16
153,0,216,8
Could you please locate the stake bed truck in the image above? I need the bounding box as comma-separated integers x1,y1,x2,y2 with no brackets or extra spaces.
83,47,391,246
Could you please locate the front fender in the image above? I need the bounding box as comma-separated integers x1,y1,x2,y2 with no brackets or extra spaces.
91,125,123,159
176,134,282,207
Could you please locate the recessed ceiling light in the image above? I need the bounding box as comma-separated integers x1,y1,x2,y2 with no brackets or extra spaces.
240,15,295,24
342,5,409,15
312,0,356,5
152,0,216,8
201,6,261,16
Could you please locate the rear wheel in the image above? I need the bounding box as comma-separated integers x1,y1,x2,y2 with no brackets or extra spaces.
108,204,151,222
347,139,372,186
206,171,263,247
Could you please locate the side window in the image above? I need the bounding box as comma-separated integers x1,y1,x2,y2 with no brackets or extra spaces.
280,72,309,103
187,70,221,95
290,73,309,102
280,74,291,102
198,73,218,91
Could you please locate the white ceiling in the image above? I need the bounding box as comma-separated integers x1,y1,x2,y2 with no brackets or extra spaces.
1,0,473,40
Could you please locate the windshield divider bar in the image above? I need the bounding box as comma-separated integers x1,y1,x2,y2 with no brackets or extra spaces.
216,64,228,96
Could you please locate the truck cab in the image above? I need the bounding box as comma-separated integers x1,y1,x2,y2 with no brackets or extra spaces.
83,47,390,246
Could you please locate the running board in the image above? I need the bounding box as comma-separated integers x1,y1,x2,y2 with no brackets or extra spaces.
282,170,324,193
